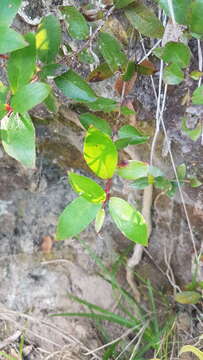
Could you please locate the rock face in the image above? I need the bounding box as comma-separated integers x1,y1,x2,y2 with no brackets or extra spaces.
0,0,203,357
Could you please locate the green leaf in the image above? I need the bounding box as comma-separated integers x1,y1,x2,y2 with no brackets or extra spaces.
69,172,106,203
60,6,89,40
109,197,148,245
188,0,203,34
44,92,57,112
181,117,201,141
175,291,201,304
39,64,65,81
0,351,17,360
117,124,149,148
120,106,136,116
132,177,149,189
190,70,203,80
180,345,203,360
0,0,22,26
176,163,186,180
87,63,114,82
117,160,149,180
80,113,112,135
158,0,191,25
7,32,36,93
163,63,184,85
95,208,105,233
148,165,163,177
166,181,178,197
87,97,117,112
154,176,171,190
56,196,101,240
114,0,135,8
36,14,61,64
84,127,118,179
0,26,28,53
122,61,136,81
189,176,202,188
98,32,127,73
0,83,9,119
55,69,97,102
125,3,164,38
153,47,164,59
1,112,36,168
78,49,94,64
192,85,203,104
11,82,50,113
162,42,191,68
103,342,118,360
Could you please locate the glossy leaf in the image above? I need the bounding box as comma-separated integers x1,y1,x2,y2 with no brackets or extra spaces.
114,0,135,8
117,160,149,180
56,196,101,240
98,32,127,73
1,112,36,168
162,42,191,68
95,208,105,233
87,63,114,82
190,71,203,80
125,3,164,38
109,197,148,245
68,172,106,203
79,113,112,135
181,117,201,141
158,0,191,25
188,0,203,34
0,0,22,26
84,127,118,179
55,70,97,102
36,14,61,64
180,345,203,360
0,26,28,53
175,291,201,304
7,32,36,93
11,82,50,113
192,85,203,105
87,97,117,112
60,6,89,40
176,163,186,180
163,63,184,85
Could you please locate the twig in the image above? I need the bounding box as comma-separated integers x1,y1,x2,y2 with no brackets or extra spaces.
0,330,22,350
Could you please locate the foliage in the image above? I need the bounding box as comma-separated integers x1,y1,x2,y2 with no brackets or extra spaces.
0,0,202,245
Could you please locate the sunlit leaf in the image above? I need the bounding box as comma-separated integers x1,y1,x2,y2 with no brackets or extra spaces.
11,82,50,113
163,63,184,85
109,197,148,245
7,32,36,93
1,112,35,168
95,208,105,233
56,196,101,240
69,172,106,203
79,113,112,135
125,3,164,38
98,32,127,73
180,345,203,360
36,14,61,64
117,160,149,180
55,70,97,102
189,176,202,188
84,127,118,179
190,70,203,80
87,63,114,82
175,291,201,304
0,26,28,53
60,6,89,40
192,85,203,105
